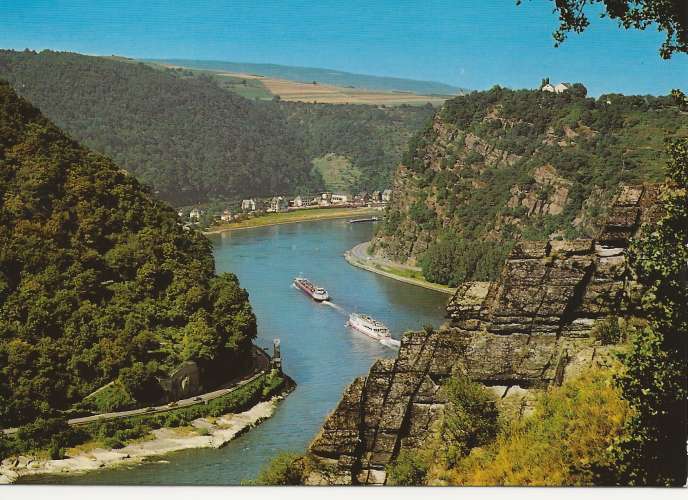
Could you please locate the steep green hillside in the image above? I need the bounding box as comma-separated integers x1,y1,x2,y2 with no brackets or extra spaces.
373,86,688,286
0,49,319,205
0,81,256,427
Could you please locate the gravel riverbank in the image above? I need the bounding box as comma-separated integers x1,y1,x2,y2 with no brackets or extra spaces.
0,396,285,484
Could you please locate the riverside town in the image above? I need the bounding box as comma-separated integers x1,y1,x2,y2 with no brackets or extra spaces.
178,190,391,230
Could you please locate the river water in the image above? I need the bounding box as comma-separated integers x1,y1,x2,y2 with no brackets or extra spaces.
36,219,448,485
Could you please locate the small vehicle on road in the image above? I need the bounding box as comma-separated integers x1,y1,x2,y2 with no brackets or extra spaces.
167,401,178,408
193,396,203,402
145,407,156,412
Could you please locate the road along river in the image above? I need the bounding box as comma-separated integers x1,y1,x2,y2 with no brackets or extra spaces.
31,218,449,485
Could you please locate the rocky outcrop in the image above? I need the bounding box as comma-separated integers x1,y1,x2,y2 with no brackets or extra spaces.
305,184,659,485
507,164,572,216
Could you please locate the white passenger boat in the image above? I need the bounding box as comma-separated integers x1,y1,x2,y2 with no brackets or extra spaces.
347,313,397,345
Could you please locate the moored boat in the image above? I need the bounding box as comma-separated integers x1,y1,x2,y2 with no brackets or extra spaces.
293,277,330,301
347,217,379,223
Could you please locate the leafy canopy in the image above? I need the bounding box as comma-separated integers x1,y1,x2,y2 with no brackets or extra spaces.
0,81,256,427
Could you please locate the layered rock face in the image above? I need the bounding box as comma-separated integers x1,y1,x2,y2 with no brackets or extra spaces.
305,185,659,485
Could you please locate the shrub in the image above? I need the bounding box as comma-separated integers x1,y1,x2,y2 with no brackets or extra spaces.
592,317,623,345
386,449,430,486
440,377,500,465
252,452,305,485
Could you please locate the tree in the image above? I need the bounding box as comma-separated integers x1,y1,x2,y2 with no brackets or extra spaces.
610,138,688,486
518,0,688,59
440,376,500,464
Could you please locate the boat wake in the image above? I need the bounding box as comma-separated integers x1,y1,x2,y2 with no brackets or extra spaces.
380,338,401,349
322,300,347,315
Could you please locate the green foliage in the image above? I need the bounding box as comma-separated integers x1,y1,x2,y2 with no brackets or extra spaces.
608,138,688,486
420,236,512,286
591,317,624,345
282,101,434,192
5,417,89,458
84,382,137,413
251,451,306,485
440,376,500,464
0,81,256,427
386,449,430,486
118,362,162,404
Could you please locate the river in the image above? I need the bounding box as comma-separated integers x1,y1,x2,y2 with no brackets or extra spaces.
36,218,448,485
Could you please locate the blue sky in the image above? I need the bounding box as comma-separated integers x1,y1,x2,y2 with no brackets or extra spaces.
1,0,685,96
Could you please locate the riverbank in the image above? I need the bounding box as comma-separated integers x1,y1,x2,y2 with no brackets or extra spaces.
204,207,380,234
1,393,290,484
345,242,457,295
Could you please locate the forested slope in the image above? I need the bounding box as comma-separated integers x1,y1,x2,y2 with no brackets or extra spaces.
0,49,318,205
0,50,434,203
373,86,688,285
0,81,256,427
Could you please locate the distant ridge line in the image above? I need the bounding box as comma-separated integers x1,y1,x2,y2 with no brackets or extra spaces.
144,58,467,96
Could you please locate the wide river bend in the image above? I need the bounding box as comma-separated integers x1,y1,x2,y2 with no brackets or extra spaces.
38,219,448,485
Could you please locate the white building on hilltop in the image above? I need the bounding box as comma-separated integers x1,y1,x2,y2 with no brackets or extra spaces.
542,82,571,94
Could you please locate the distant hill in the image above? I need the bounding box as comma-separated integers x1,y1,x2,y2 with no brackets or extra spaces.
0,49,434,203
0,80,257,427
146,58,466,96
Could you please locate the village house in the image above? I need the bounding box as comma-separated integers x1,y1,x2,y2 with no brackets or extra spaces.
331,193,349,204
220,209,232,222
356,192,369,204
189,208,202,220
241,199,257,212
382,189,393,203
319,192,333,207
371,190,382,203
268,196,289,213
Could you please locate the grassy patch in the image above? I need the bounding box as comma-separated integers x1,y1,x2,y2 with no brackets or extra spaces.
207,207,379,232
311,154,361,192
83,381,136,413
448,368,629,486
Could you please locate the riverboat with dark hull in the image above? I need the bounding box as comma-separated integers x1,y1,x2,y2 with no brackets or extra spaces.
293,277,330,301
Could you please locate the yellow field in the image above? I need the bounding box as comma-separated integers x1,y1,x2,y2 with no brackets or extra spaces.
216,72,449,105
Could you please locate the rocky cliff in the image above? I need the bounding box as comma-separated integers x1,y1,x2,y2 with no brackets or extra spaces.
305,184,660,485
372,88,682,282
